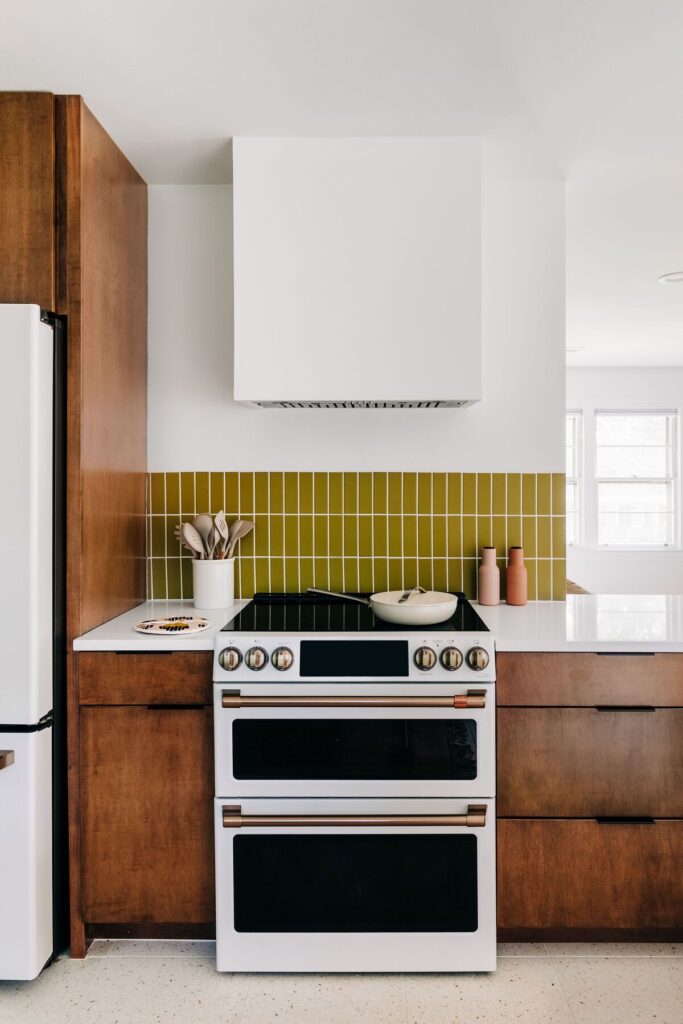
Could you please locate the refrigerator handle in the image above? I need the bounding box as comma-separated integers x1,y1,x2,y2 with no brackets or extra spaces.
0,750,15,770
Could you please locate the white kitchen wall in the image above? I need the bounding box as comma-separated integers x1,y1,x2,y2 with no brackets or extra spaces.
567,366,683,594
148,180,565,471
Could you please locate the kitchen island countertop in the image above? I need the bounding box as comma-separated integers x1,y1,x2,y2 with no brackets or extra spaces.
73,594,683,653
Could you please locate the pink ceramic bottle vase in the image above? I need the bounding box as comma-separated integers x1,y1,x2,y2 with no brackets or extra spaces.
506,546,528,606
478,546,500,606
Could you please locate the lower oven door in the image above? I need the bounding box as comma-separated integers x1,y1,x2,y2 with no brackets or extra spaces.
215,797,496,973
214,689,494,798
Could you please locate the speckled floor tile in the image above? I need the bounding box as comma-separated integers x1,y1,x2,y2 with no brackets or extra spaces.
239,974,407,1024
553,956,683,1024
87,939,217,958
402,958,573,1024
497,943,548,957
544,942,683,958
0,955,250,1024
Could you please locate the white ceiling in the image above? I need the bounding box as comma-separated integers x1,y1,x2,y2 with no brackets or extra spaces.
3,0,683,364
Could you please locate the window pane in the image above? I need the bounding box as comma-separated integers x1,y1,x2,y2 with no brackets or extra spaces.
565,445,576,478
596,445,669,478
598,482,672,545
566,481,576,545
565,418,575,445
595,414,668,446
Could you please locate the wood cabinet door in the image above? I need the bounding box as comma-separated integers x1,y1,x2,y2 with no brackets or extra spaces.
80,706,214,925
78,652,213,705
498,707,683,817
0,93,56,309
498,818,683,935
497,652,683,707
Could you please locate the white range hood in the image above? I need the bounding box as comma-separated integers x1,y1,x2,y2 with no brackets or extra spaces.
233,138,482,408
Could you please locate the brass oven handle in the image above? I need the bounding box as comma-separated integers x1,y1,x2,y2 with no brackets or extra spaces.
222,691,486,709
0,750,15,771
223,804,487,829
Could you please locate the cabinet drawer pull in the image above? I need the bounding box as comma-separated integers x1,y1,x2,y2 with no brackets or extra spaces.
594,705,655,712
0,750,15,771
223,804,487,829
596,816,656,825
222,692,486,709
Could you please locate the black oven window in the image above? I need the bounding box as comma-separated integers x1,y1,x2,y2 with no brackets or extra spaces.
232,719,477,780
233,834,478,932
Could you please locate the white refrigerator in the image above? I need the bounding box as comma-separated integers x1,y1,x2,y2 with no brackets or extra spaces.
0,305,67,980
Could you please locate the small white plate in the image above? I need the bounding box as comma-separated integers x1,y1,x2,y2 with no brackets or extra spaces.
134,616,211,635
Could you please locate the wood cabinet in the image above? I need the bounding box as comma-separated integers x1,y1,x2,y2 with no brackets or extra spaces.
497,652,683,940
80,706,214,926
498,819,683,936
77,652,215,938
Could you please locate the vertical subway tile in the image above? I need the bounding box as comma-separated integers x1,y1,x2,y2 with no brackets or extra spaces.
299,473,313,514
329,515,343,555
447,473,462,514
506,473,521,515
522,474,536,515
299,558,314,592
388,517,403,557
358,517,372,557
284,472,298,514
343,559,359,593
433,473,446,514
388,472,402,514
358,473,372,514
463,474,476,514
373,560,388,591
210,472,225,514
462,558,477,598
537,516,552,558
196,472,209,512
432,559,447,592
225,472,239,514
477,518,492,548
526,559,537,600
417,559,433,589
537,474,551,516
343,516,358,556
329,558,343,591
255,558,270,592
477,474,492,516
417,516,432,556
552,516,566,556
388,560,404,590
284,558,299,592
492,474,506,516
269,472,284,514
270,558,285,592
314,516,328,556
329,473,343,514
180,473,195,517
447,559,463,593
313,472,328,514
314,557,329,588
537,559,551,601
447,517,462,557
358,558,374,593
552,473,566,515
462,516,477,558
373,473,387,514
269,515,284,557
403,557,417,588
166,559,181,601
166,473,180,516
240,559,256,598
284,516,299,555
522,517,537,557
553,559,566,600
150,473,165,514
507,515,522,549
300,515,313,557
343,472,358,514
151,558,167,599
433,516,446,558
254,472,269,513
238,472,254,514
402,473,417,515
493,516,507,555
403,517,417,558
417,473,432,514
373,517,388,557
180,557,193,599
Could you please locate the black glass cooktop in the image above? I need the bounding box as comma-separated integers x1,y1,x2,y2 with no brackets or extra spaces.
222,592,489,633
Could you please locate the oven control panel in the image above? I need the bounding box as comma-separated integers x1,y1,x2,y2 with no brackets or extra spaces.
214,635,495,683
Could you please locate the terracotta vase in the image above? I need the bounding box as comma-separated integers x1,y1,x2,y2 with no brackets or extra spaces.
506,546,528,606
478,546,500,606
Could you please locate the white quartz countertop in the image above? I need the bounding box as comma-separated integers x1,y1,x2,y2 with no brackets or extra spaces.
73,600,250,651
73,594,683,653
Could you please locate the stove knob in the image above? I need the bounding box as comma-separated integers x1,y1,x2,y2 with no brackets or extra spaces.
272,646,294,671
440,646,463,671
466,646,489,672
245,646,268,671
414,646,437,671
218,647,242,671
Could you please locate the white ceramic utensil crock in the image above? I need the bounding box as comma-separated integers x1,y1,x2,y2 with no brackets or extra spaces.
193,558,235,610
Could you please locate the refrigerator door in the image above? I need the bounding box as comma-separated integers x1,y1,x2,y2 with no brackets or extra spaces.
0,305,53,724
0,727,53,980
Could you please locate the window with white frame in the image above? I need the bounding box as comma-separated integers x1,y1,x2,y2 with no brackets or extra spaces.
566,412,582,545
595,411,677,547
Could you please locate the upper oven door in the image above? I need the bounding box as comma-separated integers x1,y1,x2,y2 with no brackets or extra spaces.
214,687,495,798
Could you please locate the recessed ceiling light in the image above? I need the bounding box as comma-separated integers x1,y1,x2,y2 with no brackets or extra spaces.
658,272,683,284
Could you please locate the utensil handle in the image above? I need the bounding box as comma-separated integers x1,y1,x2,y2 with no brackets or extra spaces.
306,587,371,607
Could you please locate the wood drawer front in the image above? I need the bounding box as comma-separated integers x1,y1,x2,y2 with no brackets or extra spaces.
498,707,683,817
79,652,213,705
497,652,683,706
81,706,214,924
498,818,683,931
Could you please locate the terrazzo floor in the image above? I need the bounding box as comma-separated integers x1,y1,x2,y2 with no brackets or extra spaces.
0,941,681,1024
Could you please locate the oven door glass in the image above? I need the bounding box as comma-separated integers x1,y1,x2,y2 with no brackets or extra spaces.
234,832,477,932
232,718,477,780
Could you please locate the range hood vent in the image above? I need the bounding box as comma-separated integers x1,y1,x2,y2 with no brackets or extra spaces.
252,400,469,410
233,138,482,408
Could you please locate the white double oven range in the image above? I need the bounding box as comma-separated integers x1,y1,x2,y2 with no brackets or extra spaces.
212,591,496,973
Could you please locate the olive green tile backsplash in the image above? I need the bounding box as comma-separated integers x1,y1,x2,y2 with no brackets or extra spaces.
147,472,566,601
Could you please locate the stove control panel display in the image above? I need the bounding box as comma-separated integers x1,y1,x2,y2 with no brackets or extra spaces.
215,635,494,683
